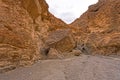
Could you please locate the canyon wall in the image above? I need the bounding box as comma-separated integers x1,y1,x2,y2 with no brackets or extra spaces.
71,0,120,55
0,0,120,72
0,0,71,70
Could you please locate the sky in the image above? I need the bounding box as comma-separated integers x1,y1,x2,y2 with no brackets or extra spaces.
45,0,98,24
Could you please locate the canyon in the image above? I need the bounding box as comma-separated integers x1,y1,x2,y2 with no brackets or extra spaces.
0,0,120,79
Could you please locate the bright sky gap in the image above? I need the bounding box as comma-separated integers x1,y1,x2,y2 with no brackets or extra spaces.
45,0,98,24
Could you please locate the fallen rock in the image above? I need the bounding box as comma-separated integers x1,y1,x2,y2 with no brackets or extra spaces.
47,48,63,59
71,50,82,56
45,29,76,53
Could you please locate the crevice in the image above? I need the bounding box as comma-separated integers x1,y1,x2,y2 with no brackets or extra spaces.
4,25,12,31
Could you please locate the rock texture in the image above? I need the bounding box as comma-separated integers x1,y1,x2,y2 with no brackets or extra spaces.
0,0,38,68
0,0,69,69
45,29,76,53
71,0,120,55
0,0,120,73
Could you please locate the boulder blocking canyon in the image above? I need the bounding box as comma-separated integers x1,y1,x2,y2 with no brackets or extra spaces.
0,0,120,72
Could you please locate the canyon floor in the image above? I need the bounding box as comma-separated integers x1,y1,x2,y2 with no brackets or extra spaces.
0,54,120,80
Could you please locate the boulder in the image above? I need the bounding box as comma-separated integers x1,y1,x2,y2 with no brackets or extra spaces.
45,29,76,53
71,50,82,56
47,48,63,59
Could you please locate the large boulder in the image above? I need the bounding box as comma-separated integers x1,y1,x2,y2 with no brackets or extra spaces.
45,29,76,53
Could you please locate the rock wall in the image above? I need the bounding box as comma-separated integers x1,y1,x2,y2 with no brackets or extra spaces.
0,0,70,70
71,0,120,55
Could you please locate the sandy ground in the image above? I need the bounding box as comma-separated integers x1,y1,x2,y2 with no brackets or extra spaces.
0,55,120,80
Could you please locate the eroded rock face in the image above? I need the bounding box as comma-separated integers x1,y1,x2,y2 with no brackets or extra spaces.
0,0,38,68
71,0,120,55
0,0,68,70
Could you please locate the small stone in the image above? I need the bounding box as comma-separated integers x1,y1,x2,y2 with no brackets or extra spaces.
47,48,63,59
72,50,82,56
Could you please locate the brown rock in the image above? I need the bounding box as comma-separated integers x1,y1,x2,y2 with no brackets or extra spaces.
71,50,82,56
71,0,120,55
96,33,120,55
0,0,68,70
0,0,38,68
47,48,63,59
45,29,76,53
71,0,120,33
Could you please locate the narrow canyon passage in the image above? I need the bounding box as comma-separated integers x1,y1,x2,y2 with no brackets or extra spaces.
0,0,120,80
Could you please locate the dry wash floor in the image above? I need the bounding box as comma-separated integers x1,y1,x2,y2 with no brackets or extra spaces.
0,55,120,80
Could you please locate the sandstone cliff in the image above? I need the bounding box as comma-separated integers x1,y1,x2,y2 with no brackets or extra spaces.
0,0,71,70
71,0,120,55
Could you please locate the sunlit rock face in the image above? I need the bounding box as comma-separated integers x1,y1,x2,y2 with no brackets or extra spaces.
0,0,38,69
71,0,120,55
0,0,68,71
